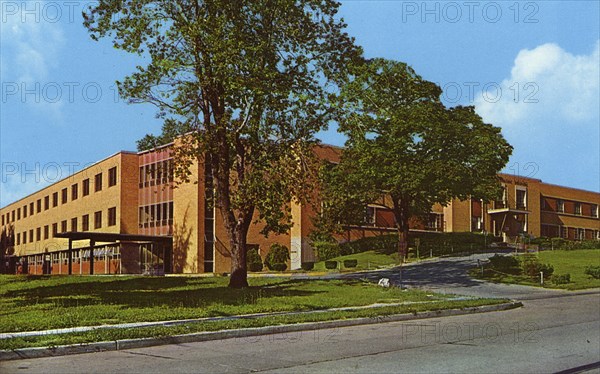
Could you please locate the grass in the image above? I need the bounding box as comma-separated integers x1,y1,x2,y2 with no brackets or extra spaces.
0,274,507,350
312,250,437,272
0,298,505,350
312,251,400,272
472,249,600,290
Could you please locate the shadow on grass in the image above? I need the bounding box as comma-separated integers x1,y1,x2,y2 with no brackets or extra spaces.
2,276,329,310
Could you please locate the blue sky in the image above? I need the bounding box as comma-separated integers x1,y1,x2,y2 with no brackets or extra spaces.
1,1,599,207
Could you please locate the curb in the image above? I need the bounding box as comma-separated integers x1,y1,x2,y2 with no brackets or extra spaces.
0,301,522,361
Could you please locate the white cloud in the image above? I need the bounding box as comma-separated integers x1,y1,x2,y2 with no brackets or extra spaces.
0,1,66,117
476,41,600,129
475,42,600,192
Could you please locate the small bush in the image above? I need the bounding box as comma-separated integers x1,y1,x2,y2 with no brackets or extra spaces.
343,259,358,268
521,254,554,278
246,248,263,272
313,241,341,261
584,265,600,279
325,260,338,269
553,273,571,284
264,244,290,270
488,255,519,271
271,263,287,272
301,262,315,271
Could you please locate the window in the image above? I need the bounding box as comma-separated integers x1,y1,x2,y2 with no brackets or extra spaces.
574,203,582,215
591,205,598,218
29,229,34,243
83,179,90,196
82,214,89,231
94,211,102,229
577,228,585,241
94,173,103,192
53,192,58,207
52,223,58,237
61,220,67,233
365,206,376,225
29,202,34,216
23,205,27,218
44,225,49,240
37,199,42,213
11,210,14,222
16,233,20,245
108,167,117,187
22,231,27,244
561,226,568,239
71,217,78,231
36,227,41,241
108,207,117,226
16,209,20,221
61,188,68,204
516,189,527,209
72,184,78,200
44,196,49,210
557,199,564,213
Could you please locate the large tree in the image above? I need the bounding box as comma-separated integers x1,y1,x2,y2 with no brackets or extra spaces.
320,58,512,257
83,0,360,287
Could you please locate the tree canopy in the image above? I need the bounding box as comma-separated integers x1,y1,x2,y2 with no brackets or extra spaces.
319,58,513,253
84,0,361,287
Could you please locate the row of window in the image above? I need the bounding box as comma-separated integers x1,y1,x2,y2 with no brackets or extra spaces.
139,159,174,188
1,167,118,227
541,198,598,217
14,207,117,245
541,224,600,240
139,202,174,228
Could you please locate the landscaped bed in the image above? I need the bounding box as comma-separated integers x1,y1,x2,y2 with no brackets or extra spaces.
0,275,505,350
472,249,600,290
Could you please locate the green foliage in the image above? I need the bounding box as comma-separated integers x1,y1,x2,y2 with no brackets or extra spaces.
319,58,512,250
301,262,315,271
264,244,290,271
246,249,263,272
531,237,600,250
325,261,338,269
552,274,571,284
336,232,499,258
271,263,287,272
521,254,554,278
343,259,358,268
313,241,342,261
488,255,519,272
584,266,600,279
83,0,362,288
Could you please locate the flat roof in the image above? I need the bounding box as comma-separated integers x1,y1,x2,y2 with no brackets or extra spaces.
54,232,173,244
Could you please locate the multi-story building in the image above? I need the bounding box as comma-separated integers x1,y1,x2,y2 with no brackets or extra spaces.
1,145,598,275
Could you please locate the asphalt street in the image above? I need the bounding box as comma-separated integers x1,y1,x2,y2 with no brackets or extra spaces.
2,253,599,374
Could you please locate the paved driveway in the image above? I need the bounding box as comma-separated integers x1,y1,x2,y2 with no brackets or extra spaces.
338,252,588,300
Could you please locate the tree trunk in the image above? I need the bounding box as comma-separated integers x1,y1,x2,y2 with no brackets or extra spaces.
228,228,249,288
392,197,410,263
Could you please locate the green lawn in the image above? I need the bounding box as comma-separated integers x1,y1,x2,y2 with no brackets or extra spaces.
0,275,506,350
474,249,600,290
313,251,400,271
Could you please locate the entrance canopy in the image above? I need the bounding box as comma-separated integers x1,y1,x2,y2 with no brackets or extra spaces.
54,232,172,244
54,232,172,275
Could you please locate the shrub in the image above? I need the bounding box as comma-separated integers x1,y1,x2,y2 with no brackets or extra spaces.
553,274,571,284
301,262,315,271
271,263,287,272
313,241,341,261
521,254,554,278
246,248,263,272
488,254,519,271
264,244,290,270
343,259,358,268
325,260,338,269
584,265,600,279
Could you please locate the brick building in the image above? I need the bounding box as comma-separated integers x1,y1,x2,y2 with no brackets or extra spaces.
1,145,598,275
